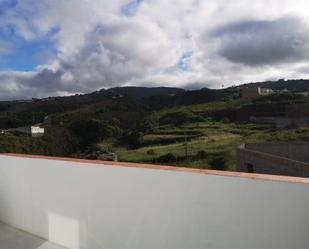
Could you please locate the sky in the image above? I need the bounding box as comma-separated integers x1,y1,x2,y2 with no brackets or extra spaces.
1,0,309,100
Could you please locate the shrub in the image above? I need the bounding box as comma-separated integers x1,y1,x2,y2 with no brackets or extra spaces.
157,153,177,163
196,150,208,159
222,117,230,123
124,131,144,148
141,118,157,133
147,149,155,155
69,118,122,148
159,111,204,126
209,156,227,171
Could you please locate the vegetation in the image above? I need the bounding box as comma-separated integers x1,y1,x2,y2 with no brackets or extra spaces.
0,82,309,171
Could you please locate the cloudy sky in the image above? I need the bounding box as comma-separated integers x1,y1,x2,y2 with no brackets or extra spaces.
1,0,309,100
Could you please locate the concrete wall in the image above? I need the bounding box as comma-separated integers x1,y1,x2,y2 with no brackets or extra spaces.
237,147,309,177
250,117,309,129
0,155,309,249
246,142,309,163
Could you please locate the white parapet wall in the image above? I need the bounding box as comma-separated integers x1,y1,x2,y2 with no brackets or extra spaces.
0,154,309,249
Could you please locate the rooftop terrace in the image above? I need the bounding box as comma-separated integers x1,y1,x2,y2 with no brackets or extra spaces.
0,154,309,249
0,222,65,249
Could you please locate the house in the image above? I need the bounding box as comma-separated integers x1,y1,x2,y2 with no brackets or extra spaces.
239,87,262,99
237,142,309,177
239,87,273,99
260,88,274,95
30,126,45,137
5,124,45,137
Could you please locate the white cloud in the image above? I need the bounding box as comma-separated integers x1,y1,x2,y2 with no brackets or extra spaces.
1,0,309,99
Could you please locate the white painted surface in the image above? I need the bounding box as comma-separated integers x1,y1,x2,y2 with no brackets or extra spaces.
30,126,45,135
0,155,309,249
0,222,65,249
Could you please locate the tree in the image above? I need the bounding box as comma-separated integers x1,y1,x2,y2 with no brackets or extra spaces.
69,118,122,148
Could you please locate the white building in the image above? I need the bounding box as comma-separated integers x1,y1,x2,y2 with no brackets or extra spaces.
4,124,45,137
30,126,45,137
260,88,274,96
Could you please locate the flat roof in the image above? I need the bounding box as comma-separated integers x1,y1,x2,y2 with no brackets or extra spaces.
0,222,65,249
2,153,309,185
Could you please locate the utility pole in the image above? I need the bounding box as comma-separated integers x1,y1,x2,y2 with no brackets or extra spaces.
185,132,188,160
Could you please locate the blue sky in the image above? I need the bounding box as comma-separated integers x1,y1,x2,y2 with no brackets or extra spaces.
1,0,309,100
0,0,17,15
121,0,143,16
0,0,190,73
0,28,58,71
177,51,193,72
0,1,59,71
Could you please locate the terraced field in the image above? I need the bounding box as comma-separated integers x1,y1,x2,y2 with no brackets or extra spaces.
96,98,309,171
97,121,256,170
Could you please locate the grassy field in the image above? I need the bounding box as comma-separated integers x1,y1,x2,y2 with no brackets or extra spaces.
94,97,309,171
99,116,309,171
1,90,308,170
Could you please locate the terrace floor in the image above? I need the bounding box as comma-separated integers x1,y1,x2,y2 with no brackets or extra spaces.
0,222,65,249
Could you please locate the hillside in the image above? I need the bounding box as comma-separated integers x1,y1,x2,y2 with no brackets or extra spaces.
0,80,309,170
102,86,185,99
232,79,309,92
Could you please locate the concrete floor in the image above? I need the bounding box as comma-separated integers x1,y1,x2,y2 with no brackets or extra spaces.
0,222,66,249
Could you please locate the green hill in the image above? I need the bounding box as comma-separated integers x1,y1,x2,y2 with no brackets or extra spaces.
231,79,309,92
0,80,309,170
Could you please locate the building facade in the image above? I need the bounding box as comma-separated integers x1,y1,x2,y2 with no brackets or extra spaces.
240,87,262,99
239,87,273,99
237,142,309,177
2,125,45,137
30,126,45,137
